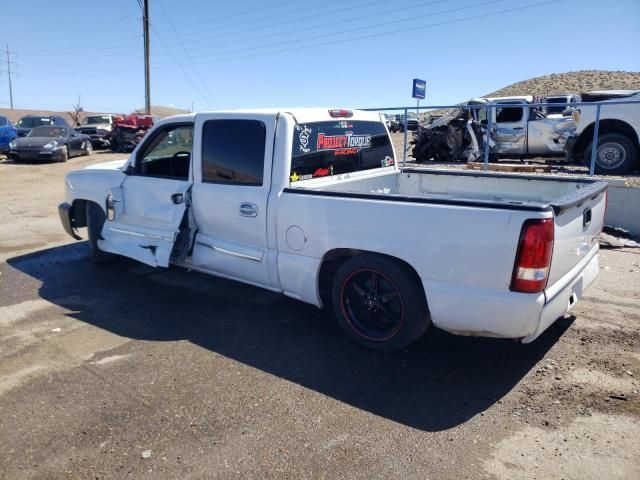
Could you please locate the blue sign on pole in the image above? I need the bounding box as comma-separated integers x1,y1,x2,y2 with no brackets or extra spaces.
412,78,426,99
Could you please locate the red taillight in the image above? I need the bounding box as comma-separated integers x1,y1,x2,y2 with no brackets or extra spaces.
510,218,554,293
328,109,353,118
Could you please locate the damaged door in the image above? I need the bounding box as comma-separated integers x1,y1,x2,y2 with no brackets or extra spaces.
98,122,194,267
493,100,527,156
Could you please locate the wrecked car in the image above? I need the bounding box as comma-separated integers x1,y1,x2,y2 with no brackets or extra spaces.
75,114,118,149
412,96,576,163
111,114,155,153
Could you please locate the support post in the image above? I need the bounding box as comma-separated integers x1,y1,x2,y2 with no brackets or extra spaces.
589,104,601,176
143,0,151,115
5,44,13,110
402,108,408,167
483,104,492,170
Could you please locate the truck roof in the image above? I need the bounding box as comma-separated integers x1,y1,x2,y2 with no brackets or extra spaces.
160,108,383,125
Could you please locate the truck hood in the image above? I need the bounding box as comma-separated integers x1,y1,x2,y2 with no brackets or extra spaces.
83,158,129,171
580,90,640,102
77,123,112,130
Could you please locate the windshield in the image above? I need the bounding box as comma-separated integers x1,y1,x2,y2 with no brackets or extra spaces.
546,97,572,114
290,120,394,183
16,117,53,128
82,116,111,125
28,126,68,138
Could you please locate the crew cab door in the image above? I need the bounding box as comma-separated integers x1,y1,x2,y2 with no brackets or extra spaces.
493,101,527,156
189,113,277,289
98,122,194,267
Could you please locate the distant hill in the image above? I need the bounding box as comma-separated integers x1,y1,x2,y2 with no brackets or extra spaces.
0,105,189,125
486,70,640,97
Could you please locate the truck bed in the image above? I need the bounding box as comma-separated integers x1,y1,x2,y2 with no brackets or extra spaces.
291,168,604,213
285,168,607,319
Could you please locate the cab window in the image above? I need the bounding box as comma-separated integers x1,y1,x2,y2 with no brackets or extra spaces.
135,124,193,180
496,104,523,123
290,120,394,182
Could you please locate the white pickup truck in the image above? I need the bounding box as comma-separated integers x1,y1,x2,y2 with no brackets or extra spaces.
59,108,606,351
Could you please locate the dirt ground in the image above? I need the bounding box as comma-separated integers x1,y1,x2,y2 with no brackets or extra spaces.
0,150,639,480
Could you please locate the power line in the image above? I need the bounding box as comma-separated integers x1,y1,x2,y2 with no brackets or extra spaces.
146,16,215,109
166,0,563,66
172,0,345,34
172,0,447,53
161,0,388,44
150,0,504,66
156,0,218,108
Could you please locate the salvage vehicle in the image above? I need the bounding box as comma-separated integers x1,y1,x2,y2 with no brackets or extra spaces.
412,96,576,163
9,126,92,162
75,114,117,149
0,115,17,154
14,115,69,137
58,108,606,351
564,90,640,174
545,94,580,116
111,114,155,152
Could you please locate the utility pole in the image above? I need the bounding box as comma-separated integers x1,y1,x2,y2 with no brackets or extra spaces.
1,44,16,110
143,0,151,115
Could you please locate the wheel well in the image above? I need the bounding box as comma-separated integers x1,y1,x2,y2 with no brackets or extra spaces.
574,119,639,159
318,248,427,307
70,199,89,228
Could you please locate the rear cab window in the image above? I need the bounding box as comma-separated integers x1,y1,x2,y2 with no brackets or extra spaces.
290,120,394,184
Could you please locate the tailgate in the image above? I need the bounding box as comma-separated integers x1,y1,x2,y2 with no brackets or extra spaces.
546,181,607,288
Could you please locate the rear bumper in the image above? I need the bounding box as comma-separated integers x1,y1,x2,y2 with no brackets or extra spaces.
522,246,599,343
58,202,81,240
422,246,600,341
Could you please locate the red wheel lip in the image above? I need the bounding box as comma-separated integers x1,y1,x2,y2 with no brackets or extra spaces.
340,268,405,342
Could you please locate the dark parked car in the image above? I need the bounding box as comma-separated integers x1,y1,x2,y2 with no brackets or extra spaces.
0,115,17,154
8,126,92,162
14,115,70,137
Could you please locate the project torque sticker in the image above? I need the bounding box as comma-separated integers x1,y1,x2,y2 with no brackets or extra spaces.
316,131,371,151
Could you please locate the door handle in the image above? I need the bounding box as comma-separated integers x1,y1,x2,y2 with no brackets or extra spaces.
239,203,258,217
171,193,184,204
513,127,524,130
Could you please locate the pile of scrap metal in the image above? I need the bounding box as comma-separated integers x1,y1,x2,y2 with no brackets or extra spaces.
411,107,486,163
111,114,155,153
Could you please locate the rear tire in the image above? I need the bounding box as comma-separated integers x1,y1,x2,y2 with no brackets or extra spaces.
587,133,638,175
86,202,116,263
331,254,430,351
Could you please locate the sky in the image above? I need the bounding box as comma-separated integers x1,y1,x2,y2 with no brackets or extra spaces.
0,0,639,113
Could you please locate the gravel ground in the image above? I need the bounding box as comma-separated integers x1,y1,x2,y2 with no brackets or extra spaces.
0,151,638,479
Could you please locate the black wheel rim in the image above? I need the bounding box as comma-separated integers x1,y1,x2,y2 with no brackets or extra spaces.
340,269,404,342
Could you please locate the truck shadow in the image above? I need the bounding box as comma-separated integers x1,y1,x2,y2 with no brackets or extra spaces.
6,243,571,432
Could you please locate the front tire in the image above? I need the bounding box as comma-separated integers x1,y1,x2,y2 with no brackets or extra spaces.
587,133,638,175
83,141,92,156
331,254,430,351
59,145,69,162
86,202,116,263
